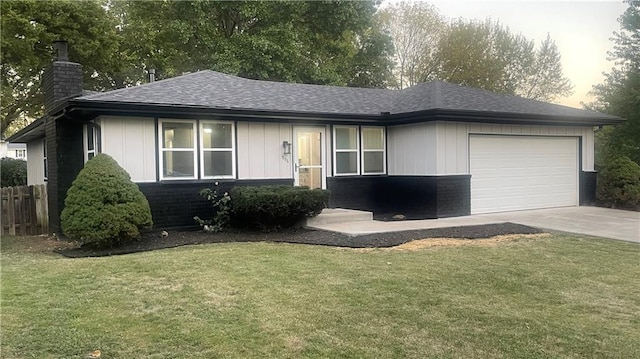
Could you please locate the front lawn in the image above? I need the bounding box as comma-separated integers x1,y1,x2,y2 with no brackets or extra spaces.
1,234,639,358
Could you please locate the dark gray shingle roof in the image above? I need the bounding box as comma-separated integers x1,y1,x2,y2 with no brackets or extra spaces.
79,70,392,115
77,70,618,121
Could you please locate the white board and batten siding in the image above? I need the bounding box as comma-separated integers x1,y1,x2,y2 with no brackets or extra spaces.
236,122,293,179
26,139,46,185
388,121,595,175
97,116,156,182
387,122,438,175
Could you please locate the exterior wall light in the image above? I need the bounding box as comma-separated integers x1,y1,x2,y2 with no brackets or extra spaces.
282,140,292,155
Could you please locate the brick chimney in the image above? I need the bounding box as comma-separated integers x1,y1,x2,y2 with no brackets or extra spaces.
42,40,83,114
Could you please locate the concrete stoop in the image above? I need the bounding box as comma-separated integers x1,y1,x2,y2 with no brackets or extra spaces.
306,208,373,227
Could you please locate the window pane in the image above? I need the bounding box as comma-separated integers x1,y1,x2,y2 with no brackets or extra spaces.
298,167,322,189
362,127,384,150
87,126,95,151
335,127,357,150
163,151,194,177
203,151,233,177
297,132,322,166
203,123,232,148
163,122,193,148
363,151,384,173
336,152,357,174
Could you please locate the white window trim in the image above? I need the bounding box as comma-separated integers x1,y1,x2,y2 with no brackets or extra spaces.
83,124,99,163
333,125,360,176
159,119,198,180
43,139,48,181
199,120,236,179
361,126,386,175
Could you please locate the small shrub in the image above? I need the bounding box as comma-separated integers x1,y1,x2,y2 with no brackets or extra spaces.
1,157,27,187
61,154,153,247
230,185,330,230
194,182,231,232
597,156,640,211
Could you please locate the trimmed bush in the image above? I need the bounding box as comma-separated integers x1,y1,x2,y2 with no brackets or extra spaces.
597,156,640,211
1,157,27,187
230,186,330,230
61,154,153,247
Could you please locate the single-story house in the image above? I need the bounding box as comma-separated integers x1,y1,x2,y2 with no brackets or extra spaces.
0,140,27,160
8,41,623,234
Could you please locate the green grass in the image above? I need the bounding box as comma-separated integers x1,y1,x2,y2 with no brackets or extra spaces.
1,234,639,358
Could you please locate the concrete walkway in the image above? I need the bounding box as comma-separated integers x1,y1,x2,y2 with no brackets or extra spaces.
307,207,640,243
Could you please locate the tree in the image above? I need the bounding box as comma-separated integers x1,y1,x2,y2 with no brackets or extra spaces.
591,0,640,165
2,1,394,138
432,19,572,101
377,1,444,88
61,154,152,247
0,0,121,136
111,0,392,87
0,158,27,187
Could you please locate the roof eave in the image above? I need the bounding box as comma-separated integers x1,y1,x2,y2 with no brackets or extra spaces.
6,117,46,143
68,99,386,124
386,109,624,127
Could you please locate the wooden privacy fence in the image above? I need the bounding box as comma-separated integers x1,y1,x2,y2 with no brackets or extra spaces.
1,184,49,236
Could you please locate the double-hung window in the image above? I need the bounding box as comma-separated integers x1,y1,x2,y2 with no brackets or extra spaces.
159,119,235,180
43,140,48,181
160,120,197,179
200,121,235,178
361,127,385,174
332,126,385,176
334,126,359,176
83,124,100,163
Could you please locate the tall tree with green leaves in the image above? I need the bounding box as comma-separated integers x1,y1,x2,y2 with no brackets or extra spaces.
2,0,393,137
377,1,444,88
0,0,121,137
111,0,392,86
433,19,572,101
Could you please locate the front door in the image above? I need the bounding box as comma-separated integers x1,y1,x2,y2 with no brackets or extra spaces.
293,126,326,189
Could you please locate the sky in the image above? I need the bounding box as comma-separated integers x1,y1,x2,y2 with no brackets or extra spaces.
383,0,629,108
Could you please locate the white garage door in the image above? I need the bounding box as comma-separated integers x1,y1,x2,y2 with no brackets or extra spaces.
470,135,579,214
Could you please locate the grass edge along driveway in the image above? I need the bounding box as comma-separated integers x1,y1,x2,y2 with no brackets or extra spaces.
2,234,639,358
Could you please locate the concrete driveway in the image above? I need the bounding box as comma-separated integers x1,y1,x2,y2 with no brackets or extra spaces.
307,206,639,243
478,207,639,243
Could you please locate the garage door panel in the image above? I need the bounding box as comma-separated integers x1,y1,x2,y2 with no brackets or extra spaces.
470,135,578,214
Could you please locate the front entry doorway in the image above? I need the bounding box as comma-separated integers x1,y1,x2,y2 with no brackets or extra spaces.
293,126,326,189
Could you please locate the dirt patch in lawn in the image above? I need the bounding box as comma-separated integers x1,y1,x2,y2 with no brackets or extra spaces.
53,222,543,258
388,233,551,250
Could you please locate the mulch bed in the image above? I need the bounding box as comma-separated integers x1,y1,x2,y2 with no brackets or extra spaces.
56,222,542,258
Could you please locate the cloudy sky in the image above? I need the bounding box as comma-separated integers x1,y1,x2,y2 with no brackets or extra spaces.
385,1,629,108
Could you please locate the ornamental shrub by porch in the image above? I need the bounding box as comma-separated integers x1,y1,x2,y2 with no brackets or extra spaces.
597,156,640,211
229,185,330,230
61,154,153,247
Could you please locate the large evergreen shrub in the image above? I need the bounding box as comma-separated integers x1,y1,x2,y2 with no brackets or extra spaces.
597,156,640,211
1,158,27,187
61,154,153,247
229,186,330,230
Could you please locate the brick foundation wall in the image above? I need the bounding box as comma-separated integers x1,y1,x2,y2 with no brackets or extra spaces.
138,179,293,229
327,175,470,220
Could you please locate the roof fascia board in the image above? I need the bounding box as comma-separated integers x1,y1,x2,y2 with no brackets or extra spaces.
66,99,623,127
6,117,46,143
385,109,624,126
68,100,386,124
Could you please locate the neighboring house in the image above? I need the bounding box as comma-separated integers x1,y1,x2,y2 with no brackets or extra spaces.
8,41,623,234
0,140,27,161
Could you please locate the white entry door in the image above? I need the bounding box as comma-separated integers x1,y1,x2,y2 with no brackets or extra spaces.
470,135,579,214
293,126,326,189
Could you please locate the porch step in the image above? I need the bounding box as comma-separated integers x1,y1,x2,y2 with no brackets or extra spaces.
306,208,373,227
